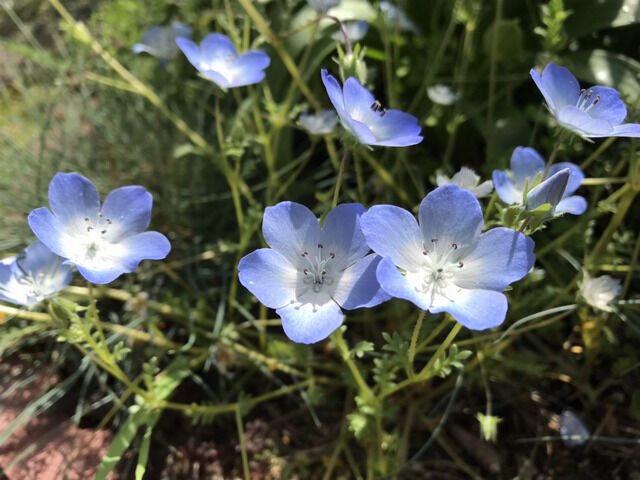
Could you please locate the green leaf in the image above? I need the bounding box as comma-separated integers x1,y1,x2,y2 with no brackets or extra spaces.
135,423,154,480
352,341,374,359
565,0,640,38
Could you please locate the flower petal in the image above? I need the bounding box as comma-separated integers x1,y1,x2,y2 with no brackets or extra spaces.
510,147,545,187
580,86,627,124
321,69,345,112
28,207,77,260
262,201,320,267
455,228,535,291
238,248,298,309
430,288,508,330
557,105,613,137
375,256,429,310
176,37,202,66
48,172,100,226
101,186,152,240
419,185,483,254
492,170,522,204
526,168,569,211
346,117,378,144
611,123,640,137
201,70,232,88
471,180,494,198
332,254,389,309
530,63,580,113
555,195,587,215
201,33,237,60
360,205,423,271
76,265,125,284
368,109,423,146
320,203,369,269
277,299,343,344
235,50,270,72
547,162,584,197
343,77,376,123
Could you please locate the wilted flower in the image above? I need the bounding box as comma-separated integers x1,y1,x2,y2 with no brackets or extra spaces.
307,0,340,13
560,410,590,447
492,147,587,215
580,270,621,312
321,69,423,147
298,110,339,135
436,167,493,198
132,23,192,65
0,241,72,307
238,202,388,344
427,85,459,105
28,173,171,284
332,21,369,44
531,63,640,139
360,185,535,330
176,33,270,88
380,1,420,33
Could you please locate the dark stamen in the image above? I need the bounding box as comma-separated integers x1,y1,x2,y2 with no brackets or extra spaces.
431,238,438,243
87,226,93,232
101,229,107,234
451,243,458,250
302,251,308,257
303,269,309,275
106,218,113,224
593,95,600,105
318,243,323,249
458,262,464,268
422,250,428,255
437,268,443,273
84,217,89,222
329,252,335,259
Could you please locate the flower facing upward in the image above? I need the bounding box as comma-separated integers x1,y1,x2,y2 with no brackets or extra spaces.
492,147,587,215
436,167,493,198
0,241,72,307
176,33,270,88
238,202,388,344
298,110,339,135
580,270,621,312
530,63,640,139
28,173,171,284
321,70,423,147
132,23,192,65
360,185,535,330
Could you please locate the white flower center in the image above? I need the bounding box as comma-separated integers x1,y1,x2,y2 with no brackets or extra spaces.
575,89,601,114
299,243,337,294
199,52,236,81
72,212,125,269
410,238,465,307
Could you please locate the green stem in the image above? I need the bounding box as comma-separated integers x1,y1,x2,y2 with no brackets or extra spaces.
236,407,250,480
407,310,426,379
332,150,351,208
418,321,463,377
331,328,374,402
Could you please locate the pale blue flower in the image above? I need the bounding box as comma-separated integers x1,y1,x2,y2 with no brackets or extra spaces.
28,173,171,285
360,185,535,330
332,21,369,43
580,270,621,312
380,1,420,34
298,110,339,135
132,23,192,65
238,202,388,344
176,33,270,88
0,241,72,307
321,69,423,147
308,0,340,13
427,85,459,105
531,63,640,138
492,147,587,215
436,167,493,198
560,411,590,447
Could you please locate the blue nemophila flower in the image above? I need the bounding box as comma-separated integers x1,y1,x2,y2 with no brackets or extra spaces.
360,185,535,330
332,21,369,44
176,33,270,88
492,147,587,215
238,202,388,344
531,63,640,138
560,410,590,448
132,23,192,65
436,167,493,198
380,1,420,34
28,173,171,285
321,69,423,147
298,110,339,135
0,241,72,307
308,0,340,12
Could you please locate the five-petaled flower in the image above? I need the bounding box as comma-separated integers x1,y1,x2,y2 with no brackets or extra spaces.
360,185,535,330
321,70,423,147
132,23,192,65
492,147,587,215
238,202,388,344
531,63,640,139
298,110,339,135
0,241,72,307
176,33,270,88
28,173,171,284
436,167,493,198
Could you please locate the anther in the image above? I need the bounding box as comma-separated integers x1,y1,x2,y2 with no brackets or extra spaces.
329,252,336,259
458,262,464,268
579,88,585,96
431,238,438,243
318,244,323,249
87,226,93,232
370,100,382,112
322,269,327,275
303,268,309,275
422,250,428,255
302,251,308,257
379,108,387,117
593,95,600,105
97,212,103,218
437,268,443,273
84,217,89,222
106,218,113,224
101,229,107,234
584,89,593,100
451,243,458,250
